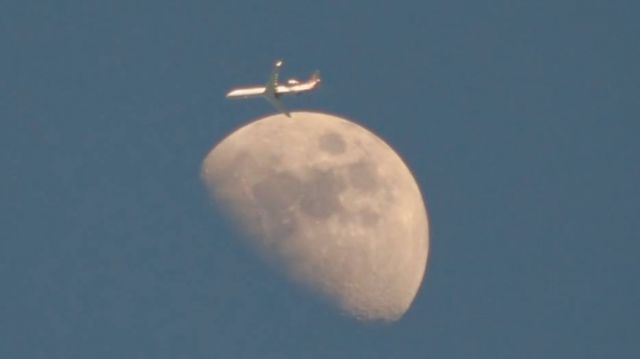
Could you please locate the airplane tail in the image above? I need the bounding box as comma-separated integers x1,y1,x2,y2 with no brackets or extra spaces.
310,70,321,84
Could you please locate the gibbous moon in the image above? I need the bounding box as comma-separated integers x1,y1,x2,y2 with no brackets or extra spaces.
201,112,429,321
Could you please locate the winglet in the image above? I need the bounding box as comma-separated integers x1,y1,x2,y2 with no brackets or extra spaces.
265,59,283,94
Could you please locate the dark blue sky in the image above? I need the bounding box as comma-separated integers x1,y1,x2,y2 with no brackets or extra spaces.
2,1,638,358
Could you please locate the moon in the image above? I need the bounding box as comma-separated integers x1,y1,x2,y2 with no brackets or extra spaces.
201,112,429,321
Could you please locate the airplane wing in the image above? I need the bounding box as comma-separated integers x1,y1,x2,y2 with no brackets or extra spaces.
265,95,291,117
265,60,283,95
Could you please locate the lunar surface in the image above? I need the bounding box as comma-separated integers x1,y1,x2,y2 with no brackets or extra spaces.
201,112,429,321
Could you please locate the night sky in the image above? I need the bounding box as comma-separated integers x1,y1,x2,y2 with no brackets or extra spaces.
2,1,638,358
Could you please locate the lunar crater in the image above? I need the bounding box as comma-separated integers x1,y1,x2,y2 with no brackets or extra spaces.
359,207,380,226
346,160,380,192
252,172,302,212
299,168,345,219
318,132,347,155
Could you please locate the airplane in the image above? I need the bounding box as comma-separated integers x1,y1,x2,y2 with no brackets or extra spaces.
225,60,321,117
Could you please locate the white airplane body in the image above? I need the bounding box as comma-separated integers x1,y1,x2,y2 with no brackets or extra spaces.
226,60,321,117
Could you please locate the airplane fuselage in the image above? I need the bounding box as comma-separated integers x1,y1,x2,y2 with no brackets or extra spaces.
226,81,319,99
